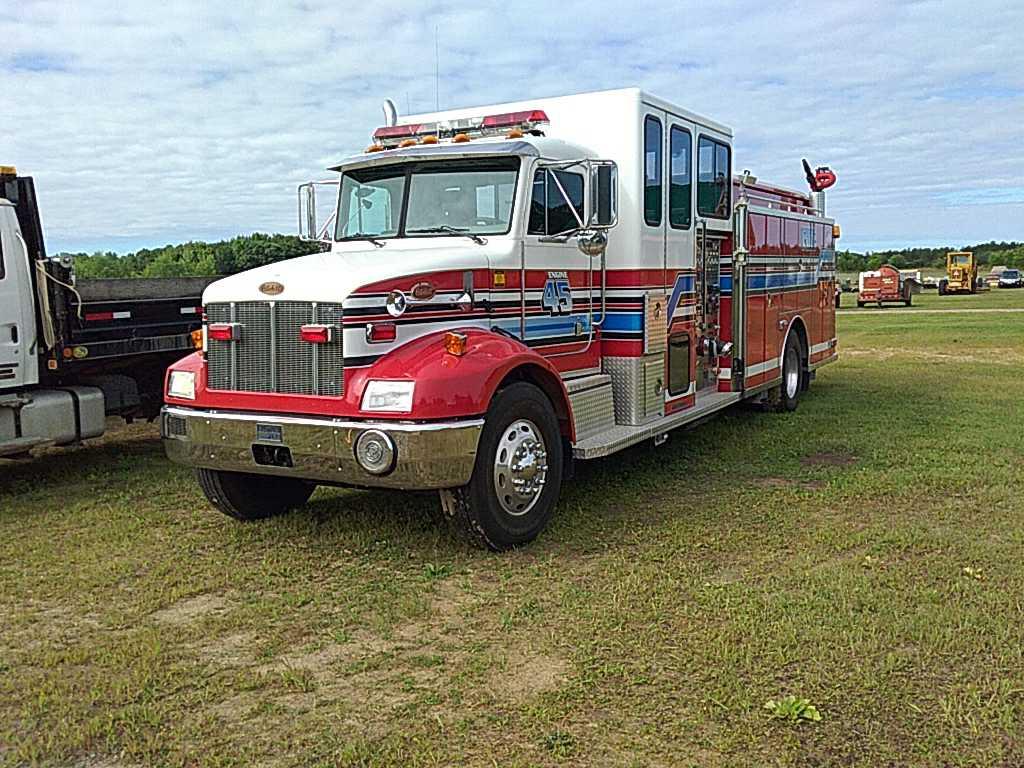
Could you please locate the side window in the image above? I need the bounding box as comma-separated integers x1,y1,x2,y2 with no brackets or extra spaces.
644,116,662,226
697,136,731,219
669,126,692,229
527,169,585,235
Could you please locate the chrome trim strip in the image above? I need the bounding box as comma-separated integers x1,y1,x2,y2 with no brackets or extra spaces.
163,406,484,432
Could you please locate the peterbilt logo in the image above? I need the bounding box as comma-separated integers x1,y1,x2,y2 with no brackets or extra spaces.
411,281,436,300
259,281,285,295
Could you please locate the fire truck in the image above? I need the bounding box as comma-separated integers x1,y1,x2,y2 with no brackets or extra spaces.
162,88,839,550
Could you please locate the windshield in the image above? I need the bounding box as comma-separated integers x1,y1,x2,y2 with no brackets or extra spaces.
335,158,519,241
951,254,971,265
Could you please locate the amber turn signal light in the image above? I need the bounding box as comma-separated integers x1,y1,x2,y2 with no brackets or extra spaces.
443,331,468,356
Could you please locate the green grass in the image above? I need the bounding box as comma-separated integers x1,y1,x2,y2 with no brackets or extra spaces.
2,290,1023,767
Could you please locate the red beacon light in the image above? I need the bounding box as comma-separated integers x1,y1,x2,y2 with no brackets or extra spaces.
370,109,548,148
481,110,549,130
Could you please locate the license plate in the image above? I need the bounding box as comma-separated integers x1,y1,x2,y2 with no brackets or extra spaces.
255,423,283,443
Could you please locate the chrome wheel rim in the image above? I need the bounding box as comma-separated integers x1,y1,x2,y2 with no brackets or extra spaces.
785,347,800,399
492,419,548,516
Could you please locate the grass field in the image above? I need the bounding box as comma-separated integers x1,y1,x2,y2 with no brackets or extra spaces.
2,289,1023,767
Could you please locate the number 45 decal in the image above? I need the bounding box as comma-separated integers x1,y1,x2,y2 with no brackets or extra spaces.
542,277,573,315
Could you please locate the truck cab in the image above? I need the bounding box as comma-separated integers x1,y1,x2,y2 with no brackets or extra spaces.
0,190,39,391
162,88,839,549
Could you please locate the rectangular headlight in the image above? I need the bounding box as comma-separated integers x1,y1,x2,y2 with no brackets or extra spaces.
361,380,415,413
167,370,196,400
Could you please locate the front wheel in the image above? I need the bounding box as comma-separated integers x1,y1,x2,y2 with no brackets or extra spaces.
441,382,563,551
196,468,316,521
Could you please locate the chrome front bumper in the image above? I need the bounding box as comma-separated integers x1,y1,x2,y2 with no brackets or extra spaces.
161,406,483,490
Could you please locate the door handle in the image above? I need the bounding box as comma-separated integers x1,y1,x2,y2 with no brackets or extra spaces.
10,326,17,344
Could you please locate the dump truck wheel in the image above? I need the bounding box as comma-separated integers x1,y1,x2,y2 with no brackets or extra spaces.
196,468,315,521
856,300,865,308
777,335,804,412
441,382,563,551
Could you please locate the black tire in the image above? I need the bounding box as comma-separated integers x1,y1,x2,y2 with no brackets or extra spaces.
443,382,563,551
777,333,805,412
196,468,316,521
938,281,947,296
856,300,865,308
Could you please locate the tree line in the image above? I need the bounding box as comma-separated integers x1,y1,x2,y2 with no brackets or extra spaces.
63,234,1024,280
64,234,326,279
836,241,1024,273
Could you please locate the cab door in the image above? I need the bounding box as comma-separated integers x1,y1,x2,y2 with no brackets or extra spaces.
518,162,599,373
0,203,37,388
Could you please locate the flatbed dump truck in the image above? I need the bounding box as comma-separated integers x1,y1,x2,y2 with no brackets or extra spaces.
0,167,214,458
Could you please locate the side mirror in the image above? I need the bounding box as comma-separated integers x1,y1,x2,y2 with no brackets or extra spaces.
297,180,339,243
589,162,618,229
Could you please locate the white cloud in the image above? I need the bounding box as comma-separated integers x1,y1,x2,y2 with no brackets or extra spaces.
3,0,1023,252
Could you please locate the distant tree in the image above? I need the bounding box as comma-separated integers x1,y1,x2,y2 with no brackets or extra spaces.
64,234,326,279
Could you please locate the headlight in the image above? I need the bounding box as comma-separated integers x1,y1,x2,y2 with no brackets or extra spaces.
361,380,415,413
167,370,196,400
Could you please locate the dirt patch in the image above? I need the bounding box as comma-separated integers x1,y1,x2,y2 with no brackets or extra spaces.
0,601,102,651
801,451,857,468
842,347,1024,366
195,631,259,667
751,477,827,491
393,579,472,645
494,650,569,700
150,594,230,625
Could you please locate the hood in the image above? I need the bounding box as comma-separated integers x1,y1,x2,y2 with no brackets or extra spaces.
203,238,514,304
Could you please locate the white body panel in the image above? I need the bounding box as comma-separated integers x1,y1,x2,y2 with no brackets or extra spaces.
0,200,38,389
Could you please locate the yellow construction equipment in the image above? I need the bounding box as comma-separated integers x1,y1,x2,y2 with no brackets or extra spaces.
938,251,977,295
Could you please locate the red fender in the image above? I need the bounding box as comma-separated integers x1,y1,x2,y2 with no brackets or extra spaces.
362,328,575,439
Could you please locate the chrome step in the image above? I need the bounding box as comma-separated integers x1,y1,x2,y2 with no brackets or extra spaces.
572,390,742,460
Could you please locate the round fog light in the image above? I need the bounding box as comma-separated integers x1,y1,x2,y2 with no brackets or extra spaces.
354,429,396,475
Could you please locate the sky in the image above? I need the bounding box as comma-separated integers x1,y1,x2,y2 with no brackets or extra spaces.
3,0,1023,255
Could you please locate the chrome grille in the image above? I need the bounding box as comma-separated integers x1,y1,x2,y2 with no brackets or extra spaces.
205,301,344,396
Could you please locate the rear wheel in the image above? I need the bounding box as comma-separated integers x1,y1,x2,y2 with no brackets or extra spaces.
441,382,563,551
196,468,316,521
777,334,805,412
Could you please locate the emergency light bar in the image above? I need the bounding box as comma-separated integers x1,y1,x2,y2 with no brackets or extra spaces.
370,109,549,149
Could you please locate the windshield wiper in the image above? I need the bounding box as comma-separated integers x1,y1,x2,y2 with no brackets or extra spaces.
344,233,386,247
407,226,486,245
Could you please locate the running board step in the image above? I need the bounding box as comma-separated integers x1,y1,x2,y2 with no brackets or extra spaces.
565,374,615,442
0,437,53,459
572,390,742,460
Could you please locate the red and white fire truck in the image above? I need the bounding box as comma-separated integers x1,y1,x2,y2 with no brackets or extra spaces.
162,88,839,550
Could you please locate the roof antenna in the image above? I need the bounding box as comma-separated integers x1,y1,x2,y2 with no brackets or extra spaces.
382,98,398,128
